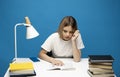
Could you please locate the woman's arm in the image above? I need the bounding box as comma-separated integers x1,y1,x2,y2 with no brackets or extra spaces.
72,41,81,62
39,49,64,66
39,49,53,63
71,30,81,62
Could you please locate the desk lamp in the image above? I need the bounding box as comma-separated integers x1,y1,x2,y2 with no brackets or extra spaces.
14,16,39,61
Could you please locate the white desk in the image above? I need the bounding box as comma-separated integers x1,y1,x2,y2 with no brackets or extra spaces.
4,58,90,77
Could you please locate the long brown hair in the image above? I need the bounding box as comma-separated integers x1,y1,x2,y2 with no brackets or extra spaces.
57,16,78,39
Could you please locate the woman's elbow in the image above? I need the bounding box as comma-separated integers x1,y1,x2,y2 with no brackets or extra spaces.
73,58,81,62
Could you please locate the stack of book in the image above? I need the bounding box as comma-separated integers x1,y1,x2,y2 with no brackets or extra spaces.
9,62,36,77
88,55,115,77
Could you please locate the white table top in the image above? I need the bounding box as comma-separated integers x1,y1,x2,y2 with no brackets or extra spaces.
4,58,90,77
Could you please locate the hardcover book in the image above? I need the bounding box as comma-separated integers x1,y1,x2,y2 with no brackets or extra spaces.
89,68,114,73
88,69,114,75
9,70,36,77
88,55,114,63
89,64,112,69
9,62,36,77
87,70,115,77
9,62,34,71
89,62,112,65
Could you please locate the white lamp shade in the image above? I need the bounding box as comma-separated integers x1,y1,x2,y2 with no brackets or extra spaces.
26,25,39,39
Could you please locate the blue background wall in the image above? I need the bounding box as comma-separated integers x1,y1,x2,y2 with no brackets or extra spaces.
0,0,120,76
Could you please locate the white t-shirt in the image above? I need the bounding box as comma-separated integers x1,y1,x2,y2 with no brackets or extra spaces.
41,32,85,58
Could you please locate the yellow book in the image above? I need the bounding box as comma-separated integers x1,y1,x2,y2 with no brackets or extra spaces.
9,62,34,71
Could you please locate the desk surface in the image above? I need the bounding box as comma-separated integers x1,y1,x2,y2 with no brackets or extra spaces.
4,58,90,77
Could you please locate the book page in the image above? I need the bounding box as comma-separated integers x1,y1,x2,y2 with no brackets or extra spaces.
48,62,76,71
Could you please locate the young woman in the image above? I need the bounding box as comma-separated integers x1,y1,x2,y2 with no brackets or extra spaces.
39,16,84,66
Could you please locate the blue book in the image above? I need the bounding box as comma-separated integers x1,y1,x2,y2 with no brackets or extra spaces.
29,57,40,62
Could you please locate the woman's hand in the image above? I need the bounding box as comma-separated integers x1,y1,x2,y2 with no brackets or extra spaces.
71,30,79,41
51,59,64,66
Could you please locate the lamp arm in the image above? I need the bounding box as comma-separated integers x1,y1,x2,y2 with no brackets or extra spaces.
14,22,39,61
14,23,30,59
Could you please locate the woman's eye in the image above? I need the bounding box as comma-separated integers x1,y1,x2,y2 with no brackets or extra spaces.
63,30,67,33
69,31,74,34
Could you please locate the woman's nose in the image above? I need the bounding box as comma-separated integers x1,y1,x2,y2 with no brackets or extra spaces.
66,32,70,36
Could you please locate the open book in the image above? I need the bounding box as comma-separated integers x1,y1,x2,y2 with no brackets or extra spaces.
48,62,75,71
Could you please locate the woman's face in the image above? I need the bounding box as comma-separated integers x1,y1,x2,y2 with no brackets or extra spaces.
62,26,74,41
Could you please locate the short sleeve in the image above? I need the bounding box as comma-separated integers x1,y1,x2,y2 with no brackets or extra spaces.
41,34,54,52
